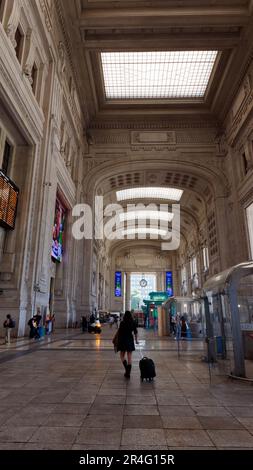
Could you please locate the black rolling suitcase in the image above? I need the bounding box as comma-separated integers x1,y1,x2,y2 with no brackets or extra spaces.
139,356,156,382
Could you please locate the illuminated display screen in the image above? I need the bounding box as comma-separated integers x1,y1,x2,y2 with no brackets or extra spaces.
0,170,19,230
51,198,66,263
166,271,173,297
115,271,122,297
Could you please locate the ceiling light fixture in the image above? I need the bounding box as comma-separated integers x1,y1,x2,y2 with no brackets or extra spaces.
116,187,183,201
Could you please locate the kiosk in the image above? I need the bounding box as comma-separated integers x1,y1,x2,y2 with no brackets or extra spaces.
203,261,253,379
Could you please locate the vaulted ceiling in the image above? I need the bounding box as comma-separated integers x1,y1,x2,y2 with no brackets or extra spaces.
60,0,253,126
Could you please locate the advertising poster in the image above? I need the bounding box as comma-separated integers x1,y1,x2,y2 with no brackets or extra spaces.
115,271,122,297
51,198,66,263
166,271,173,297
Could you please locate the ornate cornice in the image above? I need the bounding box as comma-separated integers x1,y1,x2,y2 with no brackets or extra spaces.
88,128,217,148
89,120,218,130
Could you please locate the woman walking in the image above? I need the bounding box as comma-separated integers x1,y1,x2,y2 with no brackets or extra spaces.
117,310,138,378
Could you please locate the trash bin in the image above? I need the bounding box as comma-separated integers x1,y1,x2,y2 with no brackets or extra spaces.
38,326,45,337
215,336,223,354
205,337,217,363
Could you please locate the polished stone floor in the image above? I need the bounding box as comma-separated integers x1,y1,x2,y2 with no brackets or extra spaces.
0,325,253,450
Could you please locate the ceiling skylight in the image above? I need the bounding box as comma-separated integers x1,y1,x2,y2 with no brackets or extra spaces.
119,210,174,222
101,51,218,99
116,187,183,201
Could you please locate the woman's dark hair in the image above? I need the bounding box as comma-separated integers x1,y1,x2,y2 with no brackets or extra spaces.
123,310,133,322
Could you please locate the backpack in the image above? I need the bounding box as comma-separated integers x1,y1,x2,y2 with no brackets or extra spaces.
3,319,15,328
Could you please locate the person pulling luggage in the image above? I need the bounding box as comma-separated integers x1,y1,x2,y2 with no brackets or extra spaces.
116,310,138,378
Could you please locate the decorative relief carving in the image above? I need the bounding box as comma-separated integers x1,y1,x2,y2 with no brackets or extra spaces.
39,0,53,32
6,1,21,47
177,129,216,144
91,133,130,145
214,132,228,156
90,129,218,148
228,59,253,144
228,92,253,145
131,131,176,145
131,145,176,152
58,41,66,74
23,29,34,85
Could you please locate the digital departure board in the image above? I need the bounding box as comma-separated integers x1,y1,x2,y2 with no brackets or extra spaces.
0,170,19,230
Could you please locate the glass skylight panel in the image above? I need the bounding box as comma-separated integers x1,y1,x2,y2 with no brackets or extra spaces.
116,187,183,201
101,51,218,99
119,210,174,222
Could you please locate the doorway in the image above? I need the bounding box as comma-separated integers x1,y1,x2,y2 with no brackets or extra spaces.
130,273,157,311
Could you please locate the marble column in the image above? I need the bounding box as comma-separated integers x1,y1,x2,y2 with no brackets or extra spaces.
125,272,131,311
156,272,164,291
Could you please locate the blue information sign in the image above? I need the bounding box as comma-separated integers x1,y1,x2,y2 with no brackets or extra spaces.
166,271,173,297
115,271,122,297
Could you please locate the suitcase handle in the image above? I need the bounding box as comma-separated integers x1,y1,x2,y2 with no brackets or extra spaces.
138,343,144,359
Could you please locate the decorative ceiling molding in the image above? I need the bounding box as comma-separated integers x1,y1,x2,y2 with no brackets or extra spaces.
89,120,218,130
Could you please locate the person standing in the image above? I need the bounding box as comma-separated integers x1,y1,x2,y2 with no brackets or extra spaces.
90,312,95,324
81,316,87,332
3,314,15,344
51,313,55,333
180,315,187,339
117,310,138,378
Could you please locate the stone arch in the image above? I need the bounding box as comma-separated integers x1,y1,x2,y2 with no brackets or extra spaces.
83,157,229,204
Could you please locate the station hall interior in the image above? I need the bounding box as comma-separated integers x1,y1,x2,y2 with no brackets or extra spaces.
1,0,253,451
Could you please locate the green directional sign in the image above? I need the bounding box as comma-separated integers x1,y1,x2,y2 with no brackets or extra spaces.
149,292,169,302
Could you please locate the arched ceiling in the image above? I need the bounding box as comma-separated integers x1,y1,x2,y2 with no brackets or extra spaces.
92,167,208,250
